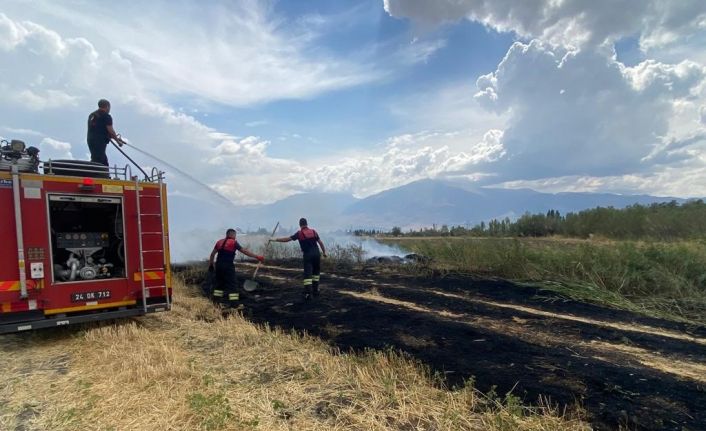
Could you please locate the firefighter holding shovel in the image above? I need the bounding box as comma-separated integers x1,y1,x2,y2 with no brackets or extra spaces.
208,228,264,306
271,218,327,301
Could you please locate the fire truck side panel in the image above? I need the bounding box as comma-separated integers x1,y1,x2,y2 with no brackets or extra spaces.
0,174,42,311
0,176,19,287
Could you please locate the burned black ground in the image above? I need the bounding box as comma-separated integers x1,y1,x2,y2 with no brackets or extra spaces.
175,263,706,431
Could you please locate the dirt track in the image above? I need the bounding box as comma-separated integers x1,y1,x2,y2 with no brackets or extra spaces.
201,263,706,431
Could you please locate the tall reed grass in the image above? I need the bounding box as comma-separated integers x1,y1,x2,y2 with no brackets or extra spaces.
384,237,706,324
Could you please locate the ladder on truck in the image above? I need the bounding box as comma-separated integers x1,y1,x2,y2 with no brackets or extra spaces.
135,174,171,313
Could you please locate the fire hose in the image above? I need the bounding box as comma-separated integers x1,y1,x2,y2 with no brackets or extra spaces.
110,138,150,180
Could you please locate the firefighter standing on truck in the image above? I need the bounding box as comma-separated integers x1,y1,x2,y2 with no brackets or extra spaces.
208,228,264,306
87,99,125,166
271,218,327,300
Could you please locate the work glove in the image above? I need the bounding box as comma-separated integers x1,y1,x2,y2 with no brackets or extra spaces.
256,255,265,263
208,264,214,272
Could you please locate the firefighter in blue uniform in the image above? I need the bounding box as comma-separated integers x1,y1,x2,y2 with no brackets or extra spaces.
272,218,327,300
208,228,264,306
86,99,125,166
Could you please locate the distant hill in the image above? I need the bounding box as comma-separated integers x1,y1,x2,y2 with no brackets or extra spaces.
341,179,685,228
170,179,686,232
166,179,689,260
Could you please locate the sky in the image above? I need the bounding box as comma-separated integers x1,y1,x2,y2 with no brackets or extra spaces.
1,0,706,207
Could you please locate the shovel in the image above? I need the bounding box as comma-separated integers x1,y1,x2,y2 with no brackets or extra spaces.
243,222,279,292
243,265,261,292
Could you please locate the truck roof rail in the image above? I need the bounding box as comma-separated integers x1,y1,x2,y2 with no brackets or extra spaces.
41,160,165,182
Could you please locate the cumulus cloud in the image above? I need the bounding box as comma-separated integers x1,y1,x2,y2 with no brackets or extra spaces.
207,136,296,175
0,12,283,202
495,155,706,198
39,137,73,159
473,41,706,181
5,8,701,202
2,10,437,206
384,2,706,198
0,6,438,205
3,2,705,210
383,0,706,49
12,89,78,110
293,130,505,197
0,13,103,110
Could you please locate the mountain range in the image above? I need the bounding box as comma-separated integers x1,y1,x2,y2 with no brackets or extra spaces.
339,179,686,229
170,179,687,233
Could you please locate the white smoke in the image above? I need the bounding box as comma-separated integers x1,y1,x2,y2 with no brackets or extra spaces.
170,229,408,263
331,235,408,258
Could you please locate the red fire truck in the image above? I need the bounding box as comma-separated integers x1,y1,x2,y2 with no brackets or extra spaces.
0,139,172,334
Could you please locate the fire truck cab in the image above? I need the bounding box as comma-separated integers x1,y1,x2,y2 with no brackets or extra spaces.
0,139,172,334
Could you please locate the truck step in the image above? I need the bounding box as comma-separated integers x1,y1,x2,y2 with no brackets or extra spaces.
146,304,171,312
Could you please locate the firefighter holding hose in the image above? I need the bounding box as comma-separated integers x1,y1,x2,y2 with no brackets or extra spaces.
209,228,264,306
87,99,125,166
271,218,327,300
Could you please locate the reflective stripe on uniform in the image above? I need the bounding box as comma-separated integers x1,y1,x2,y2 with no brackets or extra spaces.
228,293,239,301
213,290,224,297
312,275,320,281
303,278,313,286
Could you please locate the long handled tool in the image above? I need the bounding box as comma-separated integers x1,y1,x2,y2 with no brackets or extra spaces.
243,221,279,292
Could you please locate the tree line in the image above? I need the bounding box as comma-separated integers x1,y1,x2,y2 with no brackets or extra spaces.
379,200,706,240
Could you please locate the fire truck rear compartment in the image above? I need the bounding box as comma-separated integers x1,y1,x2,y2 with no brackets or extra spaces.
0,142,171,333
48,195,125,283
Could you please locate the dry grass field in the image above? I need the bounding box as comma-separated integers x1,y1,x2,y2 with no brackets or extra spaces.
0,279,588,431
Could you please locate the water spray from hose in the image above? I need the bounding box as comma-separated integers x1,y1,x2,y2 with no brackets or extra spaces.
117,141,238,209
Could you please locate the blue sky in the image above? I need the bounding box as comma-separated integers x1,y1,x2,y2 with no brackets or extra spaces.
174,0,515,160
1,0,706,206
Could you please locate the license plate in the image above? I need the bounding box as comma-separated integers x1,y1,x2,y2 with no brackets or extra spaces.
71,290,111,302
